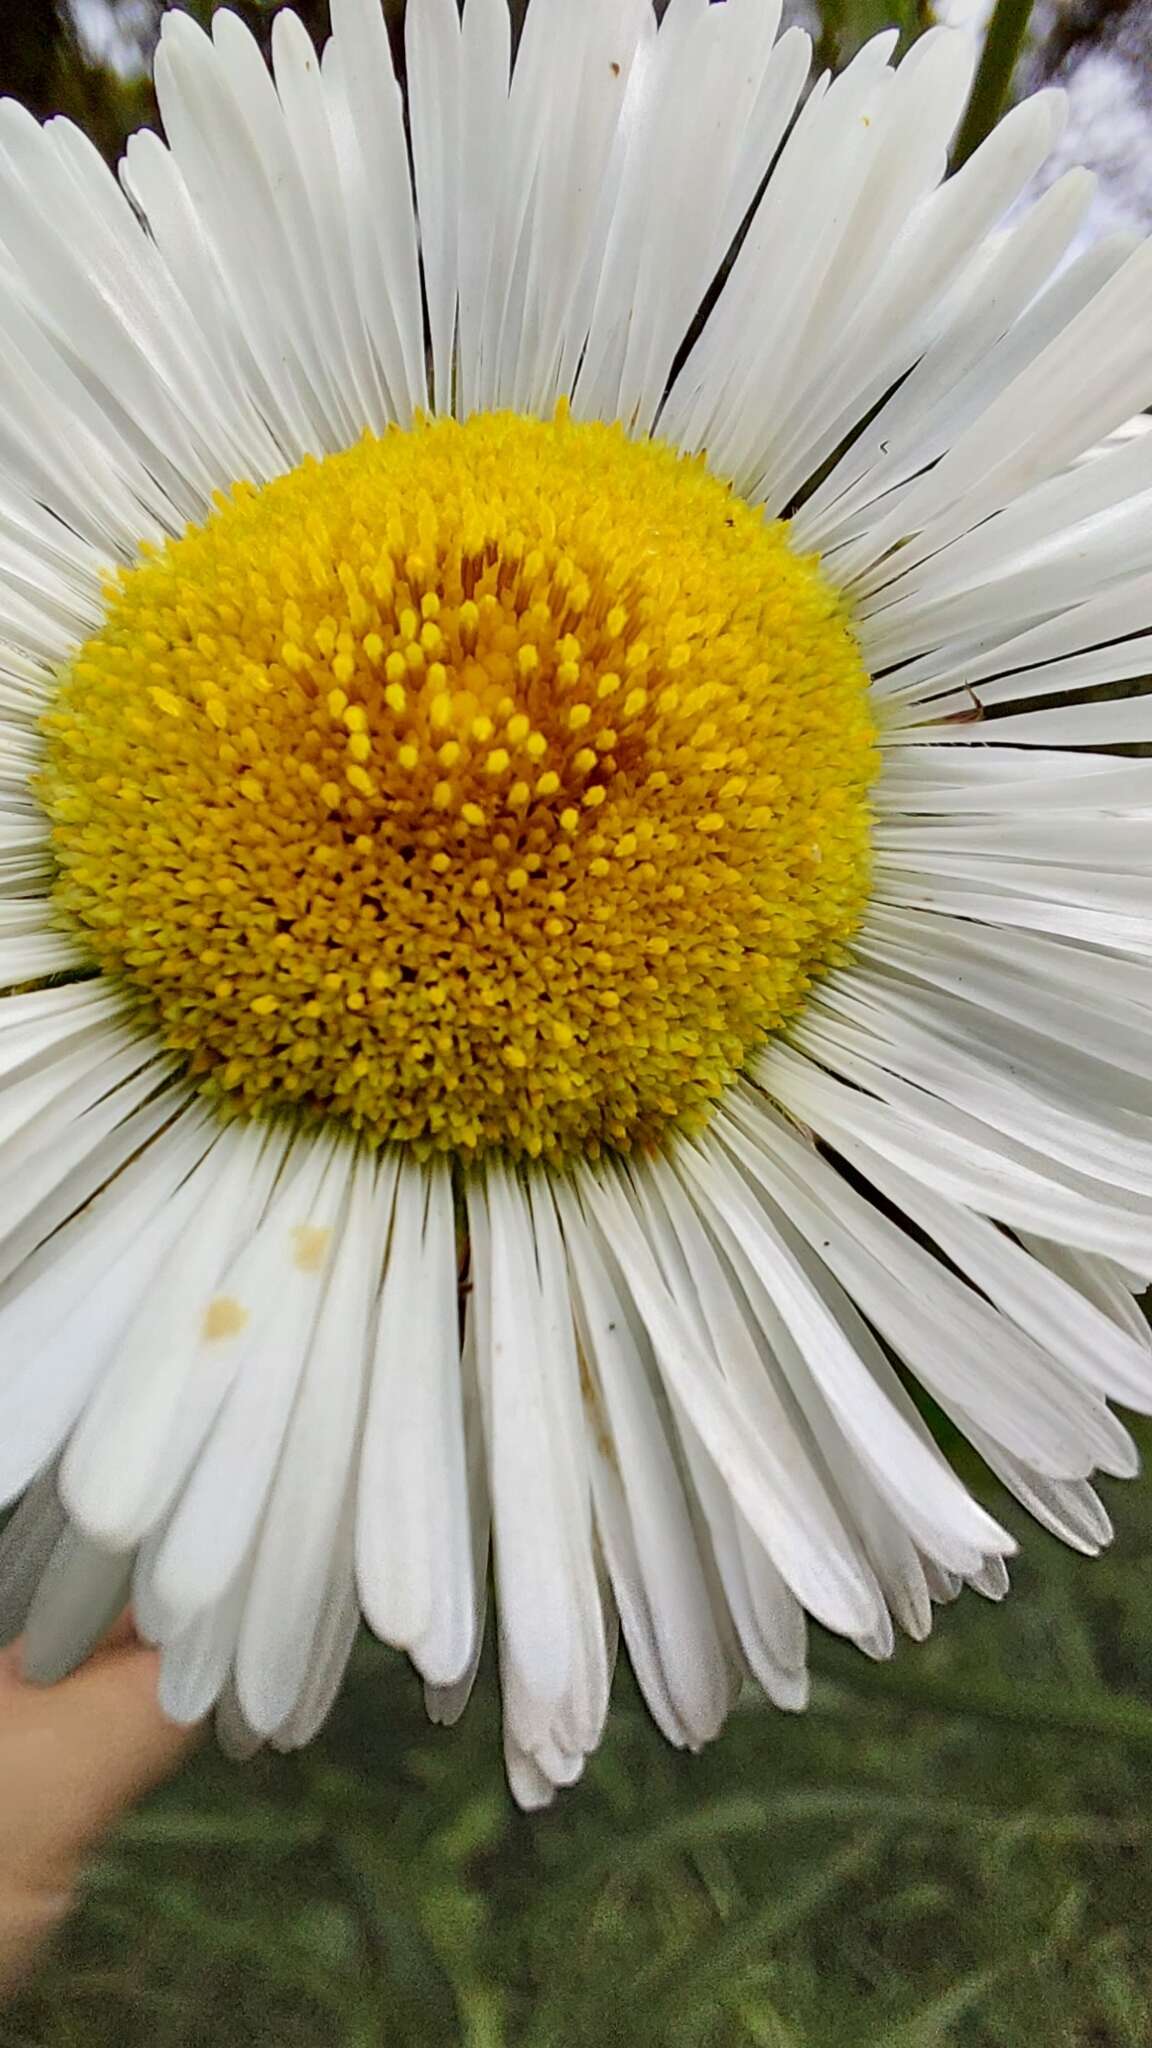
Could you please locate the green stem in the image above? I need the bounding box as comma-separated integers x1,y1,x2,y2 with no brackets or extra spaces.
951,0,1034,168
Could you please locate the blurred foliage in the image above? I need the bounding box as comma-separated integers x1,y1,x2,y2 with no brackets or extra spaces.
0,0,62,116
815,0,937,75
0,2,339,160
0,0,144,158
5,1442,1152,2048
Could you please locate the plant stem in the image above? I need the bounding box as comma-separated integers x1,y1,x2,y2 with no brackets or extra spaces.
951,0,1034,168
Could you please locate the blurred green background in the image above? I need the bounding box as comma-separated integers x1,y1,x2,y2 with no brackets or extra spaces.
2,3,1152,2044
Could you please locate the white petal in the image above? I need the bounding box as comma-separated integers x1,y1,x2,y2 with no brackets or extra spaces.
579,1158,890,1640
736,1073,1133,1479
556,1181,733,1747
794,167,1095,553
19,1524,133,1684
798,977,1152,1193
235,1146,380,1737
967,1433,1114,1555
1021,1234,1152,1346
0,1104,218,1507
907,699,1152,747
727,31,982,509
764,1039,1152,1278
833,237,1152,594
356,1157,479,1688
574,0,795,433
60,1118,291,1549
144,1133,353,1633
324,0,427,417
467,1163,609,1793
422,1297,490,1727
157,1573,250,1727
672,1126,1010,1570
271,1508,362,1750
661,36,894,472
271,9,395,432
406,0,461,411
822,1118,1151,1412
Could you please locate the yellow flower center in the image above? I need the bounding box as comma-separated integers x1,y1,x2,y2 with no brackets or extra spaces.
41,410,876,1162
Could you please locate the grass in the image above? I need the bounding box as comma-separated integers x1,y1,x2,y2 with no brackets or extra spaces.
4,1438,1152,2048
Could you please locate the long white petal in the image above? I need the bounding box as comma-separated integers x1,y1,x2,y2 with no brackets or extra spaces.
235,1147,382,1736
556,1181,734,1747
357,1156,479,1688
144,1133,352,1633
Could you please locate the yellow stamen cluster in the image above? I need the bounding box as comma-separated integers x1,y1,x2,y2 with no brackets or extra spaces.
41,410,876,1162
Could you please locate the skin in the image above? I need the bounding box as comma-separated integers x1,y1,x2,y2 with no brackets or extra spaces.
0,1625,198,1996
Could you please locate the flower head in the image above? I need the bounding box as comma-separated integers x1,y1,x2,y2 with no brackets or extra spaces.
42,409,875,1159
1,0,1151,1807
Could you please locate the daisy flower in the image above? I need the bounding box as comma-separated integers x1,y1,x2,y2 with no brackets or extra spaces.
1,0,1151,1809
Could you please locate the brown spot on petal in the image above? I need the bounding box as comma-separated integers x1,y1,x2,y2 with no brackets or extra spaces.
202,1296,248,1341
291,1225,331,1273
577,1339,617,1470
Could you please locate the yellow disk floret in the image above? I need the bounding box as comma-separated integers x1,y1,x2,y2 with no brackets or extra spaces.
40,409,877,1162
